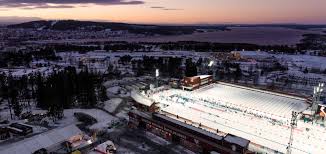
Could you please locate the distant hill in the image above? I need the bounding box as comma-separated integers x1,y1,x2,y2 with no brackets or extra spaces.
233,24,326,30
7,20,228,35
0,16,42,25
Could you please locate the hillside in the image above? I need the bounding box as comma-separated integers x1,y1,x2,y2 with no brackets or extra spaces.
7,20,228,35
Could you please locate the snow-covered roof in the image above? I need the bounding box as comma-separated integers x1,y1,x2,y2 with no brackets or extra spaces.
131,90,154,106
197,75,212,79
154,113,224,141
0,125,82,154
224,134,249,147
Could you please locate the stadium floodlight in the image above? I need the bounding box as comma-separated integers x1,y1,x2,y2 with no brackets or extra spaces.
208,60,214,67
155,69,159,77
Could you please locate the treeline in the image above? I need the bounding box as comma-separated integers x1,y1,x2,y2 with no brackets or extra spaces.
44,42,154,53
130,56,183,78
297,34,326,51
129,55,242,81
0,67,107,120
159,42,297,53
0,47,59,67
48,41,298,53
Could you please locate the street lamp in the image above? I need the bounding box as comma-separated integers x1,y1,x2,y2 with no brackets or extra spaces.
155,69,159,88
208,60,215,80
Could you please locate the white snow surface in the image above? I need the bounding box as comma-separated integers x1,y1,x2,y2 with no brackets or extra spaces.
107,86,121,95
131,90,154,106
61,109,117,130
103,98,123,113
151,83,324,154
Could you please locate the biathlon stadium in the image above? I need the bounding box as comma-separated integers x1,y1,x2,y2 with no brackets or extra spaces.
130,75,326,154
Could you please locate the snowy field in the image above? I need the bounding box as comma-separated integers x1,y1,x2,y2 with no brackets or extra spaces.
151,84,326,154
63,109,117,130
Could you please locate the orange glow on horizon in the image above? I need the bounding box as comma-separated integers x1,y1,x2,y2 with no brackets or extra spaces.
0,0,325,24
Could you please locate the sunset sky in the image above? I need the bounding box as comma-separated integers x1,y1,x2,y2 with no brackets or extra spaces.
0,0,326,24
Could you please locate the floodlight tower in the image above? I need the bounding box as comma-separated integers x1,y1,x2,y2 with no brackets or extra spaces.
208,60,215,79
208,60,214,67
286,111,298,154
312,83,324,122
155,69,159,88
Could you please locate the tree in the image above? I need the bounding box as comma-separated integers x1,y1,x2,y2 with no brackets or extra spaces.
234,64,242,83
9,88,22,118
185,58,198,77
99,86,108,102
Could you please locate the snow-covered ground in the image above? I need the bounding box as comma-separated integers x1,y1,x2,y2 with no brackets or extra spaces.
62,109,117,130
107,86,121,95
151,84,325,154
0,67,57,78
106,86,129,97
103,98,123,113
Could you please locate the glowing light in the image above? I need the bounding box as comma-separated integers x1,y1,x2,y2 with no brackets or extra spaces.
155,69,159,77
208,61,214,67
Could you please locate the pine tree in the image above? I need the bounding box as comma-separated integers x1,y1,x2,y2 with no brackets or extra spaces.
99,86,108,102
185,58,198,77
9,88,22,118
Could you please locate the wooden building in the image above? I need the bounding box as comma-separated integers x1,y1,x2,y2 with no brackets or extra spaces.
128,110,251,154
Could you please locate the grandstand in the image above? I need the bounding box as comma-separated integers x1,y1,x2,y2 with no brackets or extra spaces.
151,82,326,154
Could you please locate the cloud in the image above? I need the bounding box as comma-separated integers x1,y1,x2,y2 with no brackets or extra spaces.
162,8,183,11
0,0,144,9
21,4,75,10
150,6,164,9
150,6,183,11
